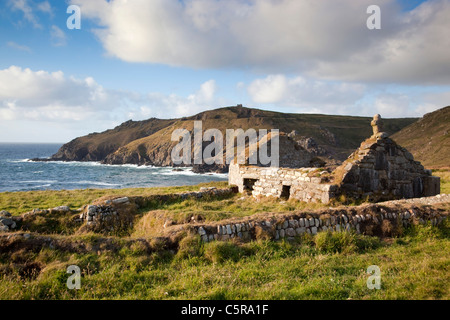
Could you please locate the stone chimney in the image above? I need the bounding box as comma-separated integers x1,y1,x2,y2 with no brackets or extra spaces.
371,114,388,139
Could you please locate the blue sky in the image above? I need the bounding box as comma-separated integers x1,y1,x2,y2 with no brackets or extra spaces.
0,0,449,142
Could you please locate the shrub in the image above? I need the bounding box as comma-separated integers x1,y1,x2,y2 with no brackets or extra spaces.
204,241,253,264
254,225,273,241
354,235,381,252
314,231,357,254
129,241,149,256
175,234,203,260
404,218,449,241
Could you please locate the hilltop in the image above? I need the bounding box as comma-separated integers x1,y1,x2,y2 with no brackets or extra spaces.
42,106,418,172
391,106,450,169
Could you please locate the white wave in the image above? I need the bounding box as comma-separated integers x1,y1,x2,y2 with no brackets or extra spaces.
70,180,122,187
8,159,33,163
46,161,158,170
157,168,228,178
31,184,52,189
18,180,58,184
49,161,102,166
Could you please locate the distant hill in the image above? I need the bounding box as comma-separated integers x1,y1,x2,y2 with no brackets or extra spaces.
45,105,418,171
391,106,450,169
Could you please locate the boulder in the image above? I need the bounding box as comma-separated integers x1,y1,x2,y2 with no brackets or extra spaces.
0,210,12,218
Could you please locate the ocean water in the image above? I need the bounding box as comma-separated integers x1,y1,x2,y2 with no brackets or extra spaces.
0,143,228,193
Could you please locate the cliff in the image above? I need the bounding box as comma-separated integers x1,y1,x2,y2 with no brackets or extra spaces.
43,106,418,172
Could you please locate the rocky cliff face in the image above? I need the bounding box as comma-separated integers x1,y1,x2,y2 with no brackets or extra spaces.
42,106,418,172
49,118,176,162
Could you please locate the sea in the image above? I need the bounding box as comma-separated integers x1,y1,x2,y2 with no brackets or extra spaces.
0,143,228,193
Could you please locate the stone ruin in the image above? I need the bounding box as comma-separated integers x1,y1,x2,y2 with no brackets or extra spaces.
229,115,440,203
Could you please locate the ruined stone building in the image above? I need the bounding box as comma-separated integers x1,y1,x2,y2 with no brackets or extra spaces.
229,115,440,203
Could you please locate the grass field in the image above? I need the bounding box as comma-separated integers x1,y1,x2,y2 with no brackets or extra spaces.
434,169,450,194
0,171,448,300
0,221,448,300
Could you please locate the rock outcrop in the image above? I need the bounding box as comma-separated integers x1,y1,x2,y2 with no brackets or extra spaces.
33,106,418,172
0,211,16,232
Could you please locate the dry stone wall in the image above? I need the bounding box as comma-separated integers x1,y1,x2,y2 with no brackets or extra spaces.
194,194,449,243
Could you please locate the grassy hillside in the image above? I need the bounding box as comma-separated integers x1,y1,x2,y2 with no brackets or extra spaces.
1,174,449,300
103,106,418,166
49,106,417,167
392,106,450,169
0,195,448,300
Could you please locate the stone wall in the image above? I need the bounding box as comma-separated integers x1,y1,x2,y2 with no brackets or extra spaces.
229,163,337,203
338,136,440,201
229,114,441,204
194,195,449,243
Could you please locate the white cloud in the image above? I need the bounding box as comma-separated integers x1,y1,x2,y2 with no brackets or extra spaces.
247,74,367,114
0,66,226,142
36,1,52,15
50,25,67,47
248,75,288,104
9,0,42,28
7,41,31,52
72,0,450,84
0,66,114,121
127,79,222,120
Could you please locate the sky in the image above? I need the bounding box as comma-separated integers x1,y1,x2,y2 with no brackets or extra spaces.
0,0,449,143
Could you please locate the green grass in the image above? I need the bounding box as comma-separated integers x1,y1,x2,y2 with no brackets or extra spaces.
0,181,228,215
434,169,450,194
0,221,448,300
0,173,448,300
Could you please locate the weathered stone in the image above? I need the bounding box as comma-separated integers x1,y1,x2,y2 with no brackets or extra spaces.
0,211,12,217
112,197,129,205
226,225,232,235
279,229,285,238
286,228,296,237
198,227,206,236
295,227,306,235
311,227,318,235
275,230,280,240
299,218,305,227
330,216,336,225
